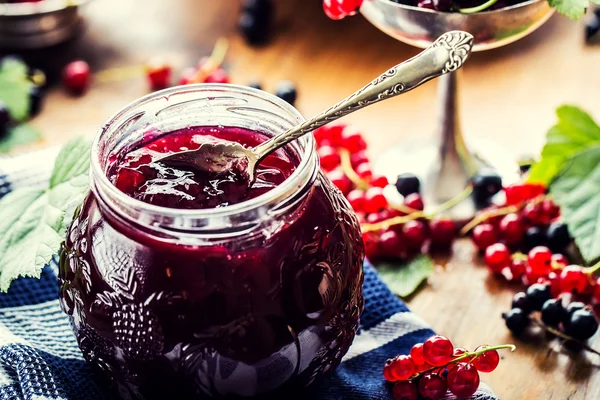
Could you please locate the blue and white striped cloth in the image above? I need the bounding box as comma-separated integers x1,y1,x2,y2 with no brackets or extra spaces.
0,148,497,400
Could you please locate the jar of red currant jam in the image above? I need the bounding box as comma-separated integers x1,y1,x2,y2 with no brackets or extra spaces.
58,85,364,399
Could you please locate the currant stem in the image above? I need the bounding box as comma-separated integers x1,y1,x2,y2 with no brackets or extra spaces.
531,318,600,356
460,205,519,236
340,149,370,191
459,0,499,14
428,185,474,217
361,211,424,233
412,344,516,379
191,37,230,83
584,261,600,275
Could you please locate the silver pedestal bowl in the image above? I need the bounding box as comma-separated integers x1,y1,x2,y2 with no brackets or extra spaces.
360,0,554,220
0,0,92,49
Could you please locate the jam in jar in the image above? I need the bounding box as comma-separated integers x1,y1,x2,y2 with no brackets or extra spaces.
59,85,364,399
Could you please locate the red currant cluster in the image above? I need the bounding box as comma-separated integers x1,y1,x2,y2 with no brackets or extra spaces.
322,0,364,20
383,334,513,400
314,124,458,262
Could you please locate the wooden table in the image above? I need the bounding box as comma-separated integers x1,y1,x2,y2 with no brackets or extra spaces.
6,0,600,398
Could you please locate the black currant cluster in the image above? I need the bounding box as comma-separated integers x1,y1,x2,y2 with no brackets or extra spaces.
238,0,274,45
504,285,599,343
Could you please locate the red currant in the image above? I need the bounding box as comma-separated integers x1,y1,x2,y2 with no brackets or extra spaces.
204,68,231,84
347,189,366,212
350,150,369,167
363,232,379,260
318,145,341,171
430,219,456,249
383,358,398,382
524,266,546,286
521,203,544,226
504,183,546,206
403,220,428,252
379,230,403,258
551,253,568,268
594,277,600,303
364,187,388,213
453,347,468,357
417,373,447,400
328,168,351,194
392,381,418,400
315,124,345,147
447,362,480,398
410,343,425,365
323,0,346,20
528,246,552,275
340,126,367,152
559,265,589,294
422,335,453,367
337,0,364,14
355,162,373,181
499,213,524,245
541,199,560,220
509,259,527,281
62,60,91,95
404,193,424,211
472,223,498,251
471,345,500,373
547,271,562,298
484,243,511,273
146,58,172,91
390,355,415,381
371,174,389,188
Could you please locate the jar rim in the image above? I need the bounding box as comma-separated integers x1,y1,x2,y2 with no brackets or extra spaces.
90,84,313,222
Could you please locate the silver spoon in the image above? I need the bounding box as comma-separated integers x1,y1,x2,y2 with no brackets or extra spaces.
158,31,474,184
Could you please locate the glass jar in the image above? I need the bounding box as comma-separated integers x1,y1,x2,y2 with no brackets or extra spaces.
58,85,365,399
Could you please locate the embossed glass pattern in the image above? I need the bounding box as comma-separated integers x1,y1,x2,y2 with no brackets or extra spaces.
58,85,365,399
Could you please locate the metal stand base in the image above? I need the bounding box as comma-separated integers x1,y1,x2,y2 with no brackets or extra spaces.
375,72,520,221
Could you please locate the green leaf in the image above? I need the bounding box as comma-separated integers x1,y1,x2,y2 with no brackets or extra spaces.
548,0,590,19
0,124,42,153
0,136,92,291
375,255,435,298
528,106,600,185
550,147,600,264
0,57,34,121
49,136,93,188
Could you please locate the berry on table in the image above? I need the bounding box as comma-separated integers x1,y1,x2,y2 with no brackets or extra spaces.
503,308,529,335
499,213,524,245
404,193,424,211
541,298,567,327
430,219,456,249
565,308,599,340
403,220,428,252
323,0,363,20
364,187,388,213
526,283,552,311
510,259,527,281
472,223,498,251
395,173,420,196
390,355,416,381
410,343,425,365
0,100,10,135
422,335,454,367
447,362,480,398
472,345,499,373
417,373,447,400
559,265,589,294
379,231,403,259
383,358,399,382
355,162,373,181
275,80,298,105
239,0,273,45
392,380,418,400
484,243,511,273
566,301,586,318
511,292,531,313
471,170,502,203
62,60,91,95
146,59,172,91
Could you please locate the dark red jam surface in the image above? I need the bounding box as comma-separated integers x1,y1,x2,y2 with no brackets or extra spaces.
59,125,364,399
107,126,296,209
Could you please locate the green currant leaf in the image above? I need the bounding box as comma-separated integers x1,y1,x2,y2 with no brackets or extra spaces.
550,146,600,265
375,255,434,298
548,0,590,19
528,105,600,185
0,137,92,291
0,124,42,154
0,57,34,121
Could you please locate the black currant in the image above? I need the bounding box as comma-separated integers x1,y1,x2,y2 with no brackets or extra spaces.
503,308,529,335
565,302,586,321
247,82,262,90
524,226,546,251
546,222,571,253
432,0,452,11
585,17,600,42
526,283,552,311
242,0,272,14
511,292,531,313
0,100,10,136
238,10,271,45
471,169,503,202
275,81,297,106
29,86,44,117
541,298,566,327
395,173,420,197
565,309,599,340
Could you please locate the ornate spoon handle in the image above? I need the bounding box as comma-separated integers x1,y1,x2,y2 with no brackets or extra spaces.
252,31,474,161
